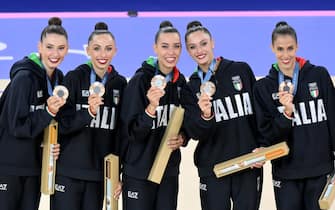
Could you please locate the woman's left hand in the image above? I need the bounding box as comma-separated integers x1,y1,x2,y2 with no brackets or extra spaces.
52,143,61,160
113,181,122,200
168,134,184,151
250,147,265,168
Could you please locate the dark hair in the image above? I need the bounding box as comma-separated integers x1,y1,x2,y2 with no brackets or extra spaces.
154,20,180,43
271,21,297,44
185,20,212,43
40,17,68,41
88,22,115,44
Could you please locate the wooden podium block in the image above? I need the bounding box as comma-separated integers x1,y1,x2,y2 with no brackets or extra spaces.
319,173,335,209
104,154,119,210
148,106,185,184
214,142,289,178
41,120,58,195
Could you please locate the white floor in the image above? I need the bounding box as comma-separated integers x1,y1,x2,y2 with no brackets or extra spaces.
39,140,335,210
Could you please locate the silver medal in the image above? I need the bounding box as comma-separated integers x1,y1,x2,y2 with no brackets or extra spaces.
151,75,167,90
89,81,105,97
200,81,216,96
53,85,69,100
279,81,294,94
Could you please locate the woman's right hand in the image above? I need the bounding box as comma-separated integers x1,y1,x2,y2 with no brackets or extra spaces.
113,181,122,200
278,91,294,116
198,93,212,117
47,95,66,115
88,94,104,115
146,86,165,112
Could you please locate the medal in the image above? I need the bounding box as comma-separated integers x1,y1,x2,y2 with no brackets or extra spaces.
89,81,105,97
200,81,216,96
53,85,69,100
279,80,294,94
151,75,167,90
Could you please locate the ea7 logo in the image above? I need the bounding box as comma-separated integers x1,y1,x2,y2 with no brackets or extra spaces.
273,180,281,188
82,90,89,97
0,183,7,191
127,191,139,199
55,184,65,193
199,183,207,191
37,90,43,98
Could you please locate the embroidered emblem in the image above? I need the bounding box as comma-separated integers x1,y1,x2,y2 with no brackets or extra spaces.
308,82,319,98
232,75,243,91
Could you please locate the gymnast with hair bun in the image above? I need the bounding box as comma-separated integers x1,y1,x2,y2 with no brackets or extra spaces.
51,21,127,210
253,21,335,210
182,20,264,210
0,17,68,210
120,20,187,210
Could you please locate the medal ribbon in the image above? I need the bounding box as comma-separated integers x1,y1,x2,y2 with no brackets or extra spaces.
41,63,58,96
154,58,173,83
278,62,299,95
197,58,216,84
46,76,58,96
90,68,108,85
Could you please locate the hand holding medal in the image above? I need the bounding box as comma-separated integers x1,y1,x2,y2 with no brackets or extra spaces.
199,81,216,118
87,67,107,115
278,80,294,118
88,82,105,115
197,58,221,119
277,62,300,118
146,75,167,116
88,82,105,116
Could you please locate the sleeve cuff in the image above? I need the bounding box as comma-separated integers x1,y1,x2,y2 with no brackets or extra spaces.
46,106,56,117
88,107,96,118
145,109,157,118
201,113,214,121
283,111,293,120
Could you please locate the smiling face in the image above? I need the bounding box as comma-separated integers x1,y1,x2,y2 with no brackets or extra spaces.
153,32,181,75
86,33,117,77
186,30,214,72
38,33,68,72
272,34,298,74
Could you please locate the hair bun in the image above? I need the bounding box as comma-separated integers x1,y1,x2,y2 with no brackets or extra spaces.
187,21,202,30
48,17,62,26
95,22,108,31
275,21,288,28
159,20,173,29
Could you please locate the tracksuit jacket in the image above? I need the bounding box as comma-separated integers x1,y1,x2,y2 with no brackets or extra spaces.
57,63,127,181
120,57,187,180
182,57,263,177
0,54,62,176
253,57,335,179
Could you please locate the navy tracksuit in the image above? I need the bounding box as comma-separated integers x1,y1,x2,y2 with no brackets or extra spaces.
120,57,187,210
253,57,335,210
0,54,63,210
51,63,127,210
182,57,263,210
